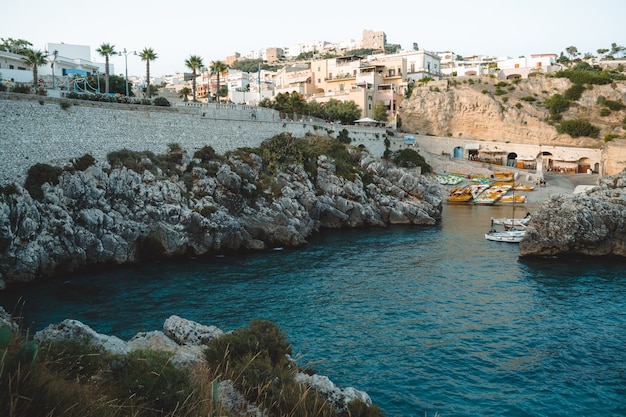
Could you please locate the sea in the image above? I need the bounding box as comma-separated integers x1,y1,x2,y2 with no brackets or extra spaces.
1,203,625,417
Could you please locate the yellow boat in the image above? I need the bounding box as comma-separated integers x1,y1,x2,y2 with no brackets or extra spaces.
447,186,473,203
499,194,527,204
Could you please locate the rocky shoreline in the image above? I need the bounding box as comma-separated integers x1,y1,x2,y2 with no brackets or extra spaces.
0,141,443,287
520,170,626,258
0,307,373,416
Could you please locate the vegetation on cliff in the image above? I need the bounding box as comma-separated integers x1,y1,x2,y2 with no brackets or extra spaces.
400,62,626,146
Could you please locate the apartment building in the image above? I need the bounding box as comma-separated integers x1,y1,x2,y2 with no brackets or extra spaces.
273,63,315,96
440,53,561,79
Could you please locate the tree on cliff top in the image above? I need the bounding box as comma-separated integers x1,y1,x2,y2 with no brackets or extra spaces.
139,47,158,99
21,49,48,90
184,55,204,102
96,43,116,94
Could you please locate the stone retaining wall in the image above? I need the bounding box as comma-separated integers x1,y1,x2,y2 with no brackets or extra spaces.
0,93,387,184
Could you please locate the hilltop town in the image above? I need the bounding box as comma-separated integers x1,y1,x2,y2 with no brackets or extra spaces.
2,30,625,124
2,30,626,176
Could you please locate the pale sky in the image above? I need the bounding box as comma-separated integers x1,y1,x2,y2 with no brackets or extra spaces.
3,0,624,77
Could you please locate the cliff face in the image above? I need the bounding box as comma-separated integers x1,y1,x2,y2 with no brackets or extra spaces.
399,76,626,149
519,171,626,258
0,147,443,286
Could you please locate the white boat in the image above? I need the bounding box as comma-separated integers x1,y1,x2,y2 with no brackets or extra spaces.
491,213,531,227
485,188,526,243
485,228,526,243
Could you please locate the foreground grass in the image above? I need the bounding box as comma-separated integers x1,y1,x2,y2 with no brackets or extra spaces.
0,320,384,417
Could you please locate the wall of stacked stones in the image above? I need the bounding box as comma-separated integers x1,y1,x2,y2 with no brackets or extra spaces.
0,94,387,185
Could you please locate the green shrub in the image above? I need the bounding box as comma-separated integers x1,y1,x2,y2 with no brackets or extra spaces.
24,163,63,201
604,133,619,142
337,128,351,144
597,95,606,105
600,108,611,117
40,338,109,381
0,183,19,198
10,85,30,94
59,100,72,110
557,119,600,138
199,205,218,217
108,349,193,414
153,97,171,107
563,84,586,101
520,96,536,102
107,148,157,173
391,148,432,173
205,320,338,416
193,145,218,162
348,398,386,417
544,93,570,116
494,88,506,96
72,153,96,171
604,99,625,111
515,102,522,109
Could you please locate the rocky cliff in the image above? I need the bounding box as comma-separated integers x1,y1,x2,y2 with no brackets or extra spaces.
399,75,626,149
0,140,443,286
519,170,626,258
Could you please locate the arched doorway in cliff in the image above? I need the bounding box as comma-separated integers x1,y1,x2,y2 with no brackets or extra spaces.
506,152,518,167
578,157,592,174
464,70,477,76
506,74,522,80
540,152,554,171
453,146,464,158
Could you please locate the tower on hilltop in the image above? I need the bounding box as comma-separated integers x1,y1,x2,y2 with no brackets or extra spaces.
362,29,386,51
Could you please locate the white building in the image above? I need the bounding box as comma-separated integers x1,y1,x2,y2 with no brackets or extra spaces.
0,43,101,92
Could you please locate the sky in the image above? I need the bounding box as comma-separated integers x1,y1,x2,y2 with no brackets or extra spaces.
3,0,624,77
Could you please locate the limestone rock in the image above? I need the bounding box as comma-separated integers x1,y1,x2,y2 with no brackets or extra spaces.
163,315,224,346
519,171,626,257
399,76,626,149
0,146,443,284
34,319,130,355
295,372,372,414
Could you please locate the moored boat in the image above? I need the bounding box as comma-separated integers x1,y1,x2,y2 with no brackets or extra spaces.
499,194,527,204
485,228,526,243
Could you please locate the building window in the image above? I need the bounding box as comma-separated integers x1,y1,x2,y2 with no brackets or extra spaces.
340,83,344,92
318,78,321,83
515,63,520,68
368,103,372,110
537,62,542,67
328,73,332,80
389,69,395,76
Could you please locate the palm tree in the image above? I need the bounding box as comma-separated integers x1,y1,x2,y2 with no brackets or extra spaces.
21,49,48,91
96,43,116,94
139,47,157,98
178,87,191,102
184,55,204,102
210,60,228,102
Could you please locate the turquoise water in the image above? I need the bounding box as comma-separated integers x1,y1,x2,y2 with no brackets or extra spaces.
1,204,625,416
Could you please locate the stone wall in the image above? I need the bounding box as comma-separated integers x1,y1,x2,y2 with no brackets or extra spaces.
0,94,387,184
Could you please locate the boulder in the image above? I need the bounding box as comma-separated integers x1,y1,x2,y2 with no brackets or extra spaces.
519,171,626,258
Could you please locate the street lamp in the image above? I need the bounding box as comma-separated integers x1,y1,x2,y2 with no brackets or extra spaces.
118,48,136,97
